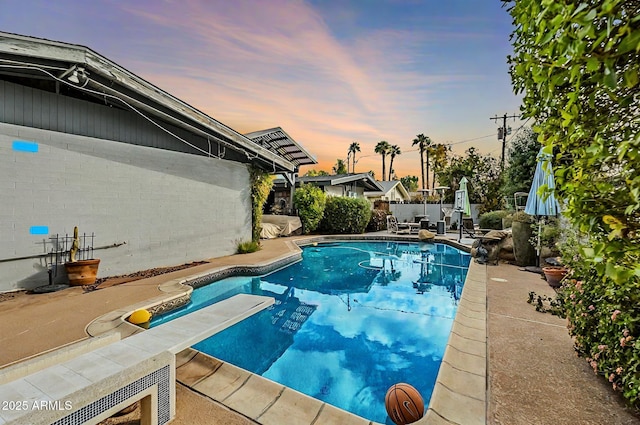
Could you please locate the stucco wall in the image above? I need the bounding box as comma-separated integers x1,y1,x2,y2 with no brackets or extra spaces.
0,123,251,292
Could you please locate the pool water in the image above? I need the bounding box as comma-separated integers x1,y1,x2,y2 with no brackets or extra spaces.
152,241,470,423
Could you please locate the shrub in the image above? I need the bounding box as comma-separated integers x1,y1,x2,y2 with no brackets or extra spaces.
510,211,534,224
320,197,371,234
293,184,326,234
367,209,388,232
479,210,509,230
236,240,260,254
249,166,274,243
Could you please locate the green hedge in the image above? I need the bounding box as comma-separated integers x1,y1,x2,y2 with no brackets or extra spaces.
320,197,371,234
478,210,509,230
293,184,326,234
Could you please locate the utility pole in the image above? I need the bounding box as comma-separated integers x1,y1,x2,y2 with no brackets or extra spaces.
490,113,520,171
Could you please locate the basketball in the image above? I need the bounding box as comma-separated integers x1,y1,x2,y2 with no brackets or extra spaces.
384,383,425,425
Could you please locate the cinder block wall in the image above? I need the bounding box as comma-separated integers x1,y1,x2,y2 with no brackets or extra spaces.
0,123,251,292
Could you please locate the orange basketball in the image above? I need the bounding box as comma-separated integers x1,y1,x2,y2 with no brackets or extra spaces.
384,383,425,425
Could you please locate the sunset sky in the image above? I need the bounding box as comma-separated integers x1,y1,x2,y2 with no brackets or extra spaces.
1,0,524,178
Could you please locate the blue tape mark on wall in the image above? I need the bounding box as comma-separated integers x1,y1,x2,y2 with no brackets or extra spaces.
30,226,49,235
12,140,39,153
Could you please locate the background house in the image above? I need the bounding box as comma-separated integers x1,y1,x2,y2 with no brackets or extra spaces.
364,180,411,203
0,32,309,292
269,173,382,213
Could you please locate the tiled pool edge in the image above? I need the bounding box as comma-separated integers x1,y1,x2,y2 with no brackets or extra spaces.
420,260,487,425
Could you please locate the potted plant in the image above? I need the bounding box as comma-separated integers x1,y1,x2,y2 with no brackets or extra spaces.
64,226,100,286
510,211,537,266
542,265,568,288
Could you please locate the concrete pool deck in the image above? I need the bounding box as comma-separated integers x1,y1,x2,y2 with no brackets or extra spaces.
1,233,638,424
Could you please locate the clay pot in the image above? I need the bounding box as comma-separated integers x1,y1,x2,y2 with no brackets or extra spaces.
543,267,568,288
64,259,100,286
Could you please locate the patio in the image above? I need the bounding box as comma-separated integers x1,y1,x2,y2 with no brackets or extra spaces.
0,234,637,424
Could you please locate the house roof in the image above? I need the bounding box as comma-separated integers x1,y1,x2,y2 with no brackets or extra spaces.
0,31,299,173
273,173,383,191
244,127,317,169
364,180,411,199
297,173,383,191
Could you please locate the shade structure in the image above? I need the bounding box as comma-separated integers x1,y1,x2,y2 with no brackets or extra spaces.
524,148,560,217
459,177,472,216
524,147,560,267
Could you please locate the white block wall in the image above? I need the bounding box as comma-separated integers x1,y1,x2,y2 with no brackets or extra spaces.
0,123,252,292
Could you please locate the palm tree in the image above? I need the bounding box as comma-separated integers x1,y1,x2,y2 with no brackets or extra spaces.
374,141,391,181
332,158,347,174
348,142,361,173
388,145,401,181
412,134,432,189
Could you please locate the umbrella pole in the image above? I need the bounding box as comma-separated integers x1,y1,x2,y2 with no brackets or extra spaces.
537,218,542,268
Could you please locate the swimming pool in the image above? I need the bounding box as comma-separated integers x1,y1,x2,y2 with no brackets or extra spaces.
153,241,470,423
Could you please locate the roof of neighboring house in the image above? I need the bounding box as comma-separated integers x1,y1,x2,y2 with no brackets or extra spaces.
0,31,300,173
244,127,317,169
364,180,411,199
273,173,383,191
299,173,383,191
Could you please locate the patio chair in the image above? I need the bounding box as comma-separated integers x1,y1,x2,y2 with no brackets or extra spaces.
387,215,399,233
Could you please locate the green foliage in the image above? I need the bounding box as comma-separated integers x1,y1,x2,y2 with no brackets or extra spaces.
332,158,347,174
320,196,371,234
249,166,274,243
510,211,534,224
437,147,504,213
236,240,260,254
479,210,510,230
400,175,419,192
375,141,391,181
412,134,432,190
505,0,640,407
304,169,329,176
367,209,388,232
293,184,326,234
502,127,540,199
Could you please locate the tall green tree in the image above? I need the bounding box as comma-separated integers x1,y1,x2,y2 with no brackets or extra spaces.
304,169,329,177
374,141,391,181
412,134,432,189
332,158,347,174
400,175,419,192
388,145,401,180
430,143,451,190
348,141,361,173
437,147,502,213
501,127,539,200
505,0,640,406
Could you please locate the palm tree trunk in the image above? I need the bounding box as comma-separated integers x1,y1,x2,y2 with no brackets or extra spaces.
420,152,425,189
426,151,430,190
382,155,386,181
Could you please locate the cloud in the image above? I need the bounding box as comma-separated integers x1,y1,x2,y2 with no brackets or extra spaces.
114,1,472,175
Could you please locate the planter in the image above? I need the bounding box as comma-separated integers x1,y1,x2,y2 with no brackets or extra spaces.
64,259,100,286
543,267,568,288
512,221,537,266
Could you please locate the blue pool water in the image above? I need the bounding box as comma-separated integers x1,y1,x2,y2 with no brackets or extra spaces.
152,241,470,423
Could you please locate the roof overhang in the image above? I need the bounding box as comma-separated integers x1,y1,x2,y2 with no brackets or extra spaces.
245,127,316,170
0,32,296,173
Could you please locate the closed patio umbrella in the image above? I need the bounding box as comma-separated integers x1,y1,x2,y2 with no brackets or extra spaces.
524,147,560,267
459,177,471,216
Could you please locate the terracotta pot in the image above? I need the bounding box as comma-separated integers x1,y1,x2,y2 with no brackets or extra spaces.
543,266,567,288
64,259,100,286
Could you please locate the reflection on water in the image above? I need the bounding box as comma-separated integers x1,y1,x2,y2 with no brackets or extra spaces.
154,241,470,424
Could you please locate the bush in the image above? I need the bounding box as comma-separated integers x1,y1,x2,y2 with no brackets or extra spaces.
367,209,388,232
236,240,260,254
510,211,534,224
479,210,509,230
320,197,371,234
293,184,326,234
